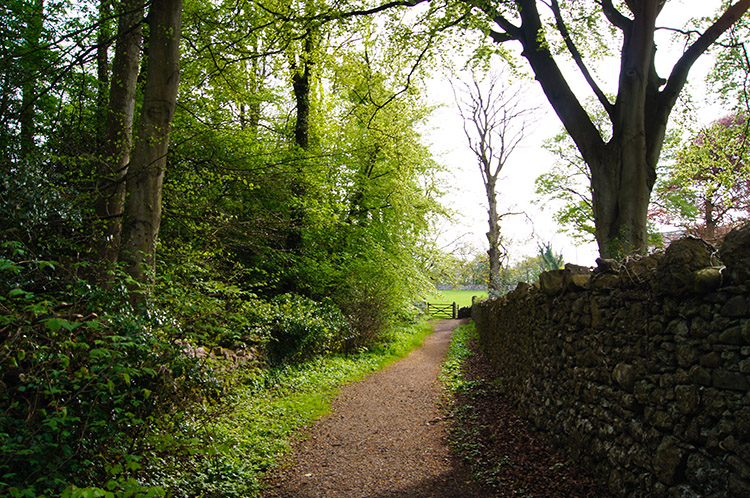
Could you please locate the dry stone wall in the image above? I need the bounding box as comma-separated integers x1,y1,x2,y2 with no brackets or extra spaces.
472,227,750,498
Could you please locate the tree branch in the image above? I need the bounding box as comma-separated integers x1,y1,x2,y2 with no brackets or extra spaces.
509,0,604,164
550,0,614,119
661,0,750,112
599,0,630,30
489,29,516,43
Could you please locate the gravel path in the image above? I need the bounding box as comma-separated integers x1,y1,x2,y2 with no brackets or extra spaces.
262,318,608,497
262,318,488,498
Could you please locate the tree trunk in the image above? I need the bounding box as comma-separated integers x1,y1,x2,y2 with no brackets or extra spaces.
705,198,716,241
19,0,43,160
93,0,144,276
589,147,652,257
485,176,502,291
95,0,111,148
513,0,659,257
120,0,182,297
292,32,314,151
284,31,315,264
292,66,311,150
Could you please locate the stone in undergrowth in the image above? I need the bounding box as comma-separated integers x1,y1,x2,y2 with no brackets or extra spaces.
721,295,748,318
626,254,660,284
700,351,722,368
690,267,723,294
592,272,620,290
712,369,750,391
594,257,622,274
689,365,712,386
564,263,591,285
567,274,591,290
719,326,744,345
674,385,700,415
720,223,750,284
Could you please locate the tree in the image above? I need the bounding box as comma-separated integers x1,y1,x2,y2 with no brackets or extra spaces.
19,0,44,160
466,0,750,257
454,71,535,292
119,0,183,294
92,0,144,273
709,8,750,114
652,112,750,244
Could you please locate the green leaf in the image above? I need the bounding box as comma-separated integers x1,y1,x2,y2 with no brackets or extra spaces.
38,260,56,270
44,317,81,332
8,288,29,299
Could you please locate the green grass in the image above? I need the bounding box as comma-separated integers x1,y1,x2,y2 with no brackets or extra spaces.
177,319,436,497
439,322,479,393
428,289,488,308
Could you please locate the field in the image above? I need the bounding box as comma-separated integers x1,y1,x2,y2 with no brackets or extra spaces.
427,289,488,308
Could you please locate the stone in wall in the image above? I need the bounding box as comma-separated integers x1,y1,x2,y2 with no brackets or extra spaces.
655,237,715,296
721,224,750,284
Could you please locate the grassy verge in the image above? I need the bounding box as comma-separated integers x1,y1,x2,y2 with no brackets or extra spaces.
438,321,502,490
439,321,480,393
174,319,435,497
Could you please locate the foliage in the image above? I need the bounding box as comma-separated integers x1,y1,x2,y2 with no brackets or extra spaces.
0,239,438,496
0,248,219,497
534,129,596,245
0,0,472,495
435,250,490,289
140,319,434,497
651,113,750,244
708,10,750,113
267,294,353,362
537,243,564,271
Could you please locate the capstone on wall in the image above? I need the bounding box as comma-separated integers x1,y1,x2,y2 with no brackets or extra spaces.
472,227,750,498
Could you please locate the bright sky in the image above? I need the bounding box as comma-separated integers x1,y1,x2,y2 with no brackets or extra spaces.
425,0,729,267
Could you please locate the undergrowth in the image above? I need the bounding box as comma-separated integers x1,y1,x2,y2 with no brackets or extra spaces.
0,243,435,497
164,320,435,497
439,322,506,491
439,322,480,393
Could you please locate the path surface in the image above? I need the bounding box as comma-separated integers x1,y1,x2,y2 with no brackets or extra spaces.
262,318,489,498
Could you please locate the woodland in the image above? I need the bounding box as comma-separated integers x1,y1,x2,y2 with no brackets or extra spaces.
1,0,749,496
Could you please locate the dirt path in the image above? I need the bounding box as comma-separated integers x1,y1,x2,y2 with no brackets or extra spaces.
262,318,488,498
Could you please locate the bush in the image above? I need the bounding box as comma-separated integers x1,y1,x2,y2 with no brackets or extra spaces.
0,251,220,496
267,294,352,363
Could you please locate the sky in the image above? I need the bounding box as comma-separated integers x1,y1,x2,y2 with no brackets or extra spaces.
424,0,729,267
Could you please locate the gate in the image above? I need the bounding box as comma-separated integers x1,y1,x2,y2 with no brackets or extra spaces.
425,302,457,319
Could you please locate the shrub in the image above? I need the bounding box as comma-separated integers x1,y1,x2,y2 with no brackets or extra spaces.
0,250,220,496
267,294,352,363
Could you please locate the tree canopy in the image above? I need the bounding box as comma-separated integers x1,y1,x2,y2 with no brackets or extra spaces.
465,0,750,256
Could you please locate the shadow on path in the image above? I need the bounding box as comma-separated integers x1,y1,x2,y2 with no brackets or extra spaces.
262,318,492,498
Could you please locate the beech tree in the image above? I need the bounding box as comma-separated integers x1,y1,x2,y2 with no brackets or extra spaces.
119,0,183,293
93,0,144,272
466,0,750,257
